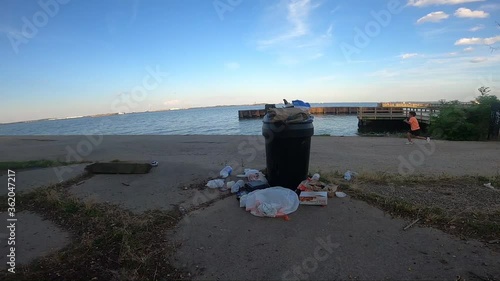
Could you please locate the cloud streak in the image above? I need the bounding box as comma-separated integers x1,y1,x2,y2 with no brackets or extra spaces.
401,53,419,59
469,24,485,32
416,11,449,23
455,35,500,45
255,0,332,65
469,57,487,63
257,0,312,48
407,0,485,7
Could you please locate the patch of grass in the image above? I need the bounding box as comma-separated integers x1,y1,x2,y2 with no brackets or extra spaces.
1,173,189,281
353,171,495,187
0,160,88,174
342,180,500,241
322,171,500,241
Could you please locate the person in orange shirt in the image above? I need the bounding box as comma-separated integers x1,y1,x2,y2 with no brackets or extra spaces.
404,111,430,144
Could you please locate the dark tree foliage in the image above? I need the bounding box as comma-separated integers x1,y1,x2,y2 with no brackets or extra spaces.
430,87,499,141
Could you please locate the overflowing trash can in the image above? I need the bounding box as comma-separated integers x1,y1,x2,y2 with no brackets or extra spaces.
262,107,314,190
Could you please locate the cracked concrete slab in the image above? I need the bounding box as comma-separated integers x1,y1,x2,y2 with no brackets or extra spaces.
0,211,71,269
69,161,217,213
169,197,500,280
0,164,88,195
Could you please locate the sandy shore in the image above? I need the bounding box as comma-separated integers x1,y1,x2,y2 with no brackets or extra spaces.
0,135,498,176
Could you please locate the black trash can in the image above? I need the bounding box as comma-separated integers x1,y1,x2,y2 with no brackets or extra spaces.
262,113,314,190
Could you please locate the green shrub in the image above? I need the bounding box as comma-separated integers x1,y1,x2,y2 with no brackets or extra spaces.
430,88,499,141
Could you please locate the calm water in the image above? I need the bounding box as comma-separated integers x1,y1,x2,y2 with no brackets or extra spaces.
0,103,377,136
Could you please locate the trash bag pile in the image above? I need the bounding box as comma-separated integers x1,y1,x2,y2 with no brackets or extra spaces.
297,173,339,198
205,166,300,218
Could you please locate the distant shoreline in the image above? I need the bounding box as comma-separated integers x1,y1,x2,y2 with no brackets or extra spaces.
0,101,387,125
0,103,273,125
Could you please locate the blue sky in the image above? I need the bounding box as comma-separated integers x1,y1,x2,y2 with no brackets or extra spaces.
1,0,499,123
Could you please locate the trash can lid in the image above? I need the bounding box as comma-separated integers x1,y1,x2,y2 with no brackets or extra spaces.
263,108,313,124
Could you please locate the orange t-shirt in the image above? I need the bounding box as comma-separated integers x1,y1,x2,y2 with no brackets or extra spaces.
409,116,420,131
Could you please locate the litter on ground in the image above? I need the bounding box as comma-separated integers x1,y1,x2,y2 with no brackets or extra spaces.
239,187,299,217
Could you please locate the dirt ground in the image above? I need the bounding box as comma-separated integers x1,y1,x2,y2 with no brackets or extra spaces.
0,135,499,280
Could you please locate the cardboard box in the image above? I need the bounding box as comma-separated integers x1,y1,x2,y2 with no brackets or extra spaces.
299,191,328,206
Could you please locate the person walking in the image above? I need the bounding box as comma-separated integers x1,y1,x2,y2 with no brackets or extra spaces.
404,111,430,144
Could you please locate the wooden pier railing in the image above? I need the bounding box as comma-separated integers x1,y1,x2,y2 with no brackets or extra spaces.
358,107,438,124
238,105,440,125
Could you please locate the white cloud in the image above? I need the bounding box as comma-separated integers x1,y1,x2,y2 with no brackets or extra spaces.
448,52,459,56
330,5,341,14
455,35,500,45
407,0,485,7
470,57,487,63
225,62,240,70
258,0,312,48
463,46,474,52
417,11,449,23
454,7,489,18
401,53,419,59
255,0,332,65
468,24,485,32
325,23,334,38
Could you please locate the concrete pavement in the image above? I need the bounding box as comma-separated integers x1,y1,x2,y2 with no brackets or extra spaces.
1,135,499,279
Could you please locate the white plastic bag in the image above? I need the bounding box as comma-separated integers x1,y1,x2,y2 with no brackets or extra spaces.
206,179,225,189
241,187,299,217
244,169,260,177
343,170,358,181
244,169,268,183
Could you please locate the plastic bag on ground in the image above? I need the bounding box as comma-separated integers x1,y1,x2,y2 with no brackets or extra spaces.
220,166,232,178
344,170,358,181
244,169,268,183
240,187,299,217
206,179,225,189
244,169,259,177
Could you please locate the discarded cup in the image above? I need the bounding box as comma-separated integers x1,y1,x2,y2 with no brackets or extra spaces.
231,180,245,193
220,166,233,178
344,170,357,181
312,173,320,181
206,179,225,189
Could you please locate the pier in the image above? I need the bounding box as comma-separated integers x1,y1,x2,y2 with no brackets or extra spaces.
238,102,440,132
358,106,437,125
238,107,359,119
357,106,438,132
